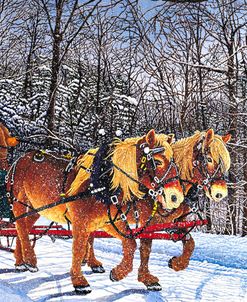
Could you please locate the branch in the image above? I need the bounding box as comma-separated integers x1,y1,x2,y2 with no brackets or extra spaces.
59,0,102,65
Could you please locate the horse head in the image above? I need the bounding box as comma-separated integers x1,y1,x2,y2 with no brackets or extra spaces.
173,129,231,203
193,129,231,202
134,129,184,210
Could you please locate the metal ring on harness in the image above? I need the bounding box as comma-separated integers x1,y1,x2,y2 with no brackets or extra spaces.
148,189,158,199
111,195,119,205
33,152,45,163
107,199,158,239
120,213,127,221
154,176,160,184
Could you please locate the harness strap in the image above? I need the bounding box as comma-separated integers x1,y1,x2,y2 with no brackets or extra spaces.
112,162,144,187
132,199,139,228
79,165,93,173
107,201,135,239
63,208,71,231
61,156,77,194
30,221,55,243
107,199,158,239
106,202,132,224
0,189,93,230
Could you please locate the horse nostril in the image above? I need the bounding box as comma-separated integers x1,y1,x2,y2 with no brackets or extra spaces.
216,193,223,199
171,195,177,202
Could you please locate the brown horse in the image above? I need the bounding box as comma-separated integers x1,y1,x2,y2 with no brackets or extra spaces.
0,122,19,170
4,129,184,294
84,129,231,290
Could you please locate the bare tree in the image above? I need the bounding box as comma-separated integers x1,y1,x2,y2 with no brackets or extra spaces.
36,0,102,132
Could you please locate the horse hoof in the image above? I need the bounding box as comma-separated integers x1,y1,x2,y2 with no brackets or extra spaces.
91,265,105,273
147,282,162,291
25,263,39,273
15,264,28,272
74,285,92,295
109,270,117,282
168,256,177,269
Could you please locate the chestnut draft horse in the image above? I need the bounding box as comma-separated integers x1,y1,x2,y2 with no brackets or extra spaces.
84,129,231,291
4,129,184,294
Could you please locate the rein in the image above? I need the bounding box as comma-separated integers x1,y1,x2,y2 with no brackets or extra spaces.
0,189,94,230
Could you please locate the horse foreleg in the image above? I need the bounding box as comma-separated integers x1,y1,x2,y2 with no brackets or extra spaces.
168,235,195,271
70,223,91,294
14,213,40,271
104,224,137,282
138,238,161,291
86,235,105,273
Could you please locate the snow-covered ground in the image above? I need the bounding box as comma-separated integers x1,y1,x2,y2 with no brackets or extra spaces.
0,232,246,302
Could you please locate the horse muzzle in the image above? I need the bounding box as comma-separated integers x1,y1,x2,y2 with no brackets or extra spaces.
205,181,228,202
157,187,184,210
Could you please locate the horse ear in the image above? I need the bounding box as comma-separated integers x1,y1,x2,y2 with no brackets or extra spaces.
6,137,19,147
146,129,156,148
167,134,174,144
204,129,214,148
222,133,231,143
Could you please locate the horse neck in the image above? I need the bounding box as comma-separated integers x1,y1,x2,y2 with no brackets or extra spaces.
172,133,201,186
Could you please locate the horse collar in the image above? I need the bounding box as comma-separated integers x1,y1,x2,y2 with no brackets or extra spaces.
90,143,114,204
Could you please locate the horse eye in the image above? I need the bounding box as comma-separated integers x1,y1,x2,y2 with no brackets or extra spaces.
207,157,213,163
154,159,163,166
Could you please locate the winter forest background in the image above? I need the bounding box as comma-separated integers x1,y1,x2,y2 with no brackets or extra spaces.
0,0,246,236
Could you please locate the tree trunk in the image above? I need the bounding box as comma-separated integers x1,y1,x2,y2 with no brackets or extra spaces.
205,198,212,232
46,1,63,132
225,36,238,235
243,149,247,236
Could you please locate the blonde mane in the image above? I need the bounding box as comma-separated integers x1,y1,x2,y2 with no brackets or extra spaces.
67,134,173,202
173,131,231,180
67,148,98,196
210,135,231,172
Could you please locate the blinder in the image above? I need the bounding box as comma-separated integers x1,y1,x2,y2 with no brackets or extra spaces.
139,142,179,201
139,143,165,172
